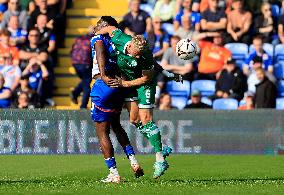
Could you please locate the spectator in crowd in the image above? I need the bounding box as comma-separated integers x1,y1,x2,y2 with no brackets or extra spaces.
0,29,19,65
247,56,276,93
70,29,92,109
13,75,39,107
145,17,170,61
174,0,201,31
121,0,152,36
1,0,28,30
159,35,194,90
0,73,11,108
238,91,254,110
200,0,227,35
19,27,48,70
47,0,67,47
7,15,27,47
0,54,21,91
36,14,56,54
200,0,232,13
0,0,8,16
158,93,173,110
281,0,284,15
185,89,212,109
20,0,35,14
243,35,273,76
278,3,284,44
254,2,274,43
197,32,231,80
213,59,247,101
22,57,49,92
254,67,277,108
153,0,176,23
12,91,35,109
225,0,252,44
28,0,57,31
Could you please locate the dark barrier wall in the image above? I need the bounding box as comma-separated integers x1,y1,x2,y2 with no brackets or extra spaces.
0,110,284,155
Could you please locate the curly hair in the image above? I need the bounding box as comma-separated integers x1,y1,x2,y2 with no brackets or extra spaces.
131,35,148,54
94,16,118,33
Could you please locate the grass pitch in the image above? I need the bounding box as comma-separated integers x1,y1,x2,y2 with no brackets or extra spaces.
0,155,283,194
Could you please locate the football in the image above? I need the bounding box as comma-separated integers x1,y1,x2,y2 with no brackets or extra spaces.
176,38,199,60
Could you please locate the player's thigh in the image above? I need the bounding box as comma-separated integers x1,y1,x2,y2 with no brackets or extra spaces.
124,87,140,124
138,108,153,125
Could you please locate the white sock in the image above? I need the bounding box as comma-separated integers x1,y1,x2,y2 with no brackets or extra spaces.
156,152,165,162
109,167,119,176
129,155,138,165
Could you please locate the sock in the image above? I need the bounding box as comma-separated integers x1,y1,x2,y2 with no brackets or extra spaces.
135,122,147,138
142,121,162,153
105,157,119,175
123,145,138,165
156,152,165,162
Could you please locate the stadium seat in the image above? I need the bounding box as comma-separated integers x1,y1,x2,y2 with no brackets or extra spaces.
171,96,189,110
213,98,239,110
162,23,175,35
278,80,284,97
274,62,284,80
249,43,274,57
276,98,284,110
275,44,284,62
239,99,246,106
225,43,248,61
166,81,191,110
271,4,280,18
191,80,216,97
187,97,213,106
140,4,154,16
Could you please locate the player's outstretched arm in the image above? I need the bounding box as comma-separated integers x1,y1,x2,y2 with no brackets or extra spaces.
95,26,117,37
154,61,183,83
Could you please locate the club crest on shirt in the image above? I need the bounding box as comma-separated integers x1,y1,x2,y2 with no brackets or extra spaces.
129,60,137,67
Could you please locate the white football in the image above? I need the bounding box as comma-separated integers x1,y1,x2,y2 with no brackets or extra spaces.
176,38,199,60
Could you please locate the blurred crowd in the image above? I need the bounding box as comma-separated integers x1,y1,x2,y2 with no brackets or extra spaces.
0,0,68,109
120,0,284,110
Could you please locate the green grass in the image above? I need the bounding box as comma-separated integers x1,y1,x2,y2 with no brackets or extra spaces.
0,155,284,194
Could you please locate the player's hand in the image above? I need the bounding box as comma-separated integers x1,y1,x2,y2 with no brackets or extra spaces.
102,76,121,87
173,74,183,83
107,76,123,88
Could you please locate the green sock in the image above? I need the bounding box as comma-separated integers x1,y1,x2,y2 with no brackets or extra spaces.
142,121,162,152
135,121,148,138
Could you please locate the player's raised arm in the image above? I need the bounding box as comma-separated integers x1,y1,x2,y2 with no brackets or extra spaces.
95,26,118,37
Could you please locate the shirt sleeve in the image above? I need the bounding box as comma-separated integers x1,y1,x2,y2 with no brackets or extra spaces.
163,33,170,43
278,15,284,25
162,48,171,62
141,48,155,70
111,29,132,54
219,10,226,19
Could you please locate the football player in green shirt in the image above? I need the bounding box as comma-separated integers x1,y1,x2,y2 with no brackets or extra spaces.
96,20,181,179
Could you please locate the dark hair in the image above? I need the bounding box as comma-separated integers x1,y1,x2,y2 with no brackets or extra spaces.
0,29,11,36
253,34,263,42
29,27,40,34
100,16,119,28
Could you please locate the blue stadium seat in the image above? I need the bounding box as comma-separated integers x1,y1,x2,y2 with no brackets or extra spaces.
225,43,248,60
275,44,284,62
162,23,175,35
191,80,216,97
249,43,274,57
213,98,239,110
166,81,191,109
171,96,188,110
239,99,246,106
276,98,284,110
278,81,284,97
274,62,284,79
271,4,280,18
140,4,154,16
187,97,213,106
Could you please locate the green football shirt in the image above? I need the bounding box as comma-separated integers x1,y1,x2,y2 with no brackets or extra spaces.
111,29,155,81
